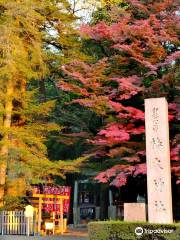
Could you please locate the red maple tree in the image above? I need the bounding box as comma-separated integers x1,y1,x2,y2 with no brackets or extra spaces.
58,0,180,186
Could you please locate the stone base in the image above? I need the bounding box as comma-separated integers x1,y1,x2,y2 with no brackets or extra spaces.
124,203,147,222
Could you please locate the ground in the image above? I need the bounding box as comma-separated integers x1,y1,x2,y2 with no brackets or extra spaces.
0,227,88,240
0,237,88,240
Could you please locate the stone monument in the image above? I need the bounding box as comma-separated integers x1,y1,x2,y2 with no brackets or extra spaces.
145,97,173,223
124,203,147,222
25,205,34,236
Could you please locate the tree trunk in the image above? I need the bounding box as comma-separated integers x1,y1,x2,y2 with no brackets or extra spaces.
39,78,46,103
6,79,26,199
0,81,13,207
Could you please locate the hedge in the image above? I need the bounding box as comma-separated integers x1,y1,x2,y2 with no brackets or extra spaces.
88,221,180,240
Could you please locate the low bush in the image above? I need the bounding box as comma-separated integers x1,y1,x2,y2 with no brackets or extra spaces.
88,221,180,240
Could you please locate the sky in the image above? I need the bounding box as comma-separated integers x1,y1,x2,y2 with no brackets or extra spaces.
68,0,101,23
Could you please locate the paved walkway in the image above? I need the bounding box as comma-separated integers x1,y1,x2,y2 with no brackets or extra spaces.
0,229,88,240
0,226,88,240
0,236,88,240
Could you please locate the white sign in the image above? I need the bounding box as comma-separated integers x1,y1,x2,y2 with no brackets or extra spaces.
45,222,54,230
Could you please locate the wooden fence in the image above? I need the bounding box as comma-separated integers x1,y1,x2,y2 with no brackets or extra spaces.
0,211,35,235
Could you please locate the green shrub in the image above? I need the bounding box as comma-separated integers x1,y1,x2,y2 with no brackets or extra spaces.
88,221,180,240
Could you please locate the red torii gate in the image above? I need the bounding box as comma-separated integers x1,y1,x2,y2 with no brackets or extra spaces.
32,193,70,235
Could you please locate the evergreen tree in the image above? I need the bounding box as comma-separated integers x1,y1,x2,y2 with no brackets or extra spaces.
0,0,85,207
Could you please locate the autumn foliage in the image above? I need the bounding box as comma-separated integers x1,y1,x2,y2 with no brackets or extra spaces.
58,0,180,187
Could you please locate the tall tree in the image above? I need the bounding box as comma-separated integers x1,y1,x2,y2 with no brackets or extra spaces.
58,0,180,187
0,0,84,207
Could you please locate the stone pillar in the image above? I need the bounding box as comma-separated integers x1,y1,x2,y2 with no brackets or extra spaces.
95,207,100,220
108,206,116,220
73,181,78,226
109,189,113,206
145,97,173,223
108,189,116,220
